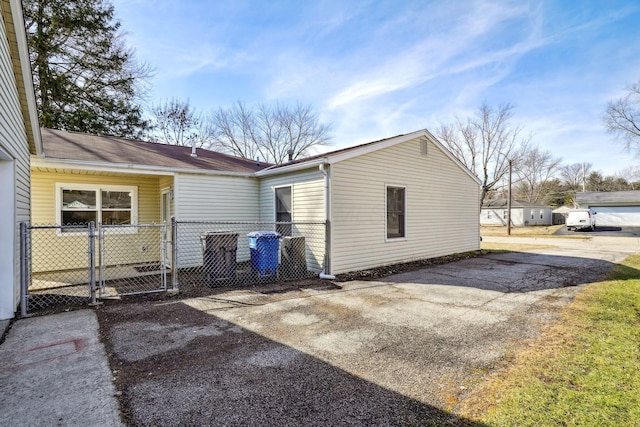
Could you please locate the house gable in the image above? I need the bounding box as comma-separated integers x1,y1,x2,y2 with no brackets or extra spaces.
329,135,480,274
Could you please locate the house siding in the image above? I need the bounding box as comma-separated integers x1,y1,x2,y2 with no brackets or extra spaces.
174,173,260,267
175,174,259,221
30,170,162,271
259,169,326,272
0,2,32,318
258,169,325,221
330,137,480,274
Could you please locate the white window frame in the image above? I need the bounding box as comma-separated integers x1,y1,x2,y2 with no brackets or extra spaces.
385,184,407,241
274,185,293,236
55,183,138,235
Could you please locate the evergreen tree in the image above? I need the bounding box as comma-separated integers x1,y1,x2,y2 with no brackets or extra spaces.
23,0,152,138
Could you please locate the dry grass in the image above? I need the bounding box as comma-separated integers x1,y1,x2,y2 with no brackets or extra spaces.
481,224,565,236
480,242,555,252
457,255,640,426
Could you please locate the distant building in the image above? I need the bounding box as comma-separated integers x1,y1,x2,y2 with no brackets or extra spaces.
576,191,640,226
481,199,552,226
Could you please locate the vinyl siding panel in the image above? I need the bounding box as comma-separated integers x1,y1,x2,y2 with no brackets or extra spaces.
174,174,260,267
259,169,325,272
0,4,32,318
30,170,161,271
330,137,480,274
258,169,325,221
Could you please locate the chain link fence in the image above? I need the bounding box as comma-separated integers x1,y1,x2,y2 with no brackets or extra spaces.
172,221,326,297
20,220,327,313
98,224,167,298
22,223,93,312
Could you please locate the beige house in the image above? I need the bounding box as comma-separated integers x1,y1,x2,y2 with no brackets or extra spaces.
1,0,43,320
32,128,481,276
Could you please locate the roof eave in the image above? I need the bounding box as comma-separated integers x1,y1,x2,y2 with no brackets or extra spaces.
5,0,43,156
255,129,481,185
31,156,257,177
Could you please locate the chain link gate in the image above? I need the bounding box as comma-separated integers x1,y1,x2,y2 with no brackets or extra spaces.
21,222,169,314
98,223,168,298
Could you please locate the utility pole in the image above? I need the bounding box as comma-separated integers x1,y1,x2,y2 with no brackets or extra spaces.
507,159,512,236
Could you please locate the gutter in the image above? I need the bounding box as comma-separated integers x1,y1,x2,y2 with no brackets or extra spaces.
30,157,257,178
318,160,335,279
254,158,327,177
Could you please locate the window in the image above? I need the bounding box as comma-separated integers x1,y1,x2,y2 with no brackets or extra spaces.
386,186,406,239
530,210,535,220
540,211,544,219
57,183,137,232
275,186,292,236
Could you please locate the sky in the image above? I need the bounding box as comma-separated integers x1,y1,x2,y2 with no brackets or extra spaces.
112,0,640,176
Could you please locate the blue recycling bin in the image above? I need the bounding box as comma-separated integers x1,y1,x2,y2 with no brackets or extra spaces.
248,231,281,277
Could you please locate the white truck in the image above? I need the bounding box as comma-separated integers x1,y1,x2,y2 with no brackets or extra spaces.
566,209,596,231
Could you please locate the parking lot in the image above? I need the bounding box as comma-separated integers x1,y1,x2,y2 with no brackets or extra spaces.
96,236,637,426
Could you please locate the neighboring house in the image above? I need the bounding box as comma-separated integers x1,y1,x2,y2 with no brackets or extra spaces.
481,199,552,227
1,0,43,320
32,128,481,276
576,191,640,226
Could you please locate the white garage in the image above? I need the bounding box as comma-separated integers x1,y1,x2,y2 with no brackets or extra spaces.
576,191,640,227
590,206,640,226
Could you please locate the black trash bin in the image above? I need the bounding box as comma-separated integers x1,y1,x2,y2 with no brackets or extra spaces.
200,232,238,284
281,236,307,279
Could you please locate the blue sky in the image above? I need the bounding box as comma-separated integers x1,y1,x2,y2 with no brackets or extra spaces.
113,0,640,175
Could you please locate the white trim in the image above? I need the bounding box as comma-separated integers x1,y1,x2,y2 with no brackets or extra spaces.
55,182,138,235
7,0,42,156
255,158,327,177
31,157,255,177
385,184,407,242
0,149,16,319
255,129,481,185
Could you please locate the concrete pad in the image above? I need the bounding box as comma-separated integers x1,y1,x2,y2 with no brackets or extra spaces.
0,310,123,426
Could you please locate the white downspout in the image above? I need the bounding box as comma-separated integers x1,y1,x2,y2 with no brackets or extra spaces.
319,161,335,280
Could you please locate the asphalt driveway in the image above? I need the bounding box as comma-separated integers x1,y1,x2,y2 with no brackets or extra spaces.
97,237,636,426
554,225,640,237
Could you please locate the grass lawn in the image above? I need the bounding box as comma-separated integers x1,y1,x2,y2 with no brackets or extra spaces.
458,254,640,426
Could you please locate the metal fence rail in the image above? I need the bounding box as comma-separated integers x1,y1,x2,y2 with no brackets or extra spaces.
20,220,327,314
173,220,326,297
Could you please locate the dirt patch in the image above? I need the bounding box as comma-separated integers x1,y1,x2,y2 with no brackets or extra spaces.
334,250,487,282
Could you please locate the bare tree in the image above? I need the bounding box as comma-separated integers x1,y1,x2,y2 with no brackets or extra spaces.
604,81,640,153
212,101,332,164
514,146,562,203
149,99,216,148
437,102,531,206
561,162,592,192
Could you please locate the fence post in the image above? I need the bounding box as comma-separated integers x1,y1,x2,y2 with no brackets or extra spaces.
170,216,178,291
20,222,28,316
88,221,97,305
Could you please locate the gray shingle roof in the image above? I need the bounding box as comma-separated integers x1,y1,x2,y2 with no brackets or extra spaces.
576,191,640,204
40,128,268,173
